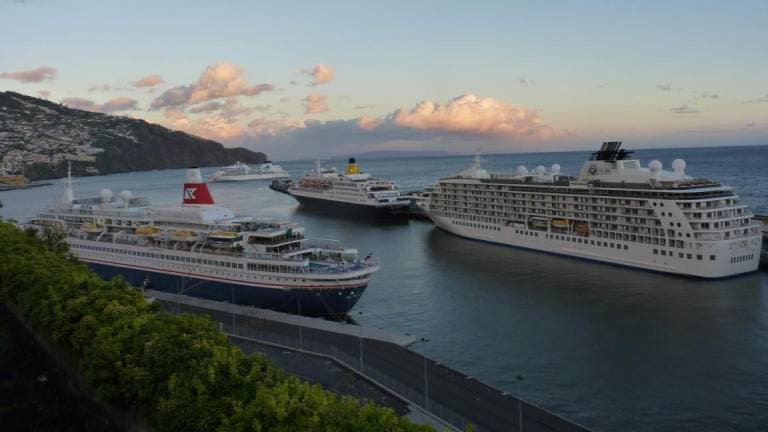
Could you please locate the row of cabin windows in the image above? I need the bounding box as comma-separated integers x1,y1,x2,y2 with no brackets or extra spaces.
653,249,714,261
730,254,754,264
543,234,630,250
452,220,502,231
75,243,294,272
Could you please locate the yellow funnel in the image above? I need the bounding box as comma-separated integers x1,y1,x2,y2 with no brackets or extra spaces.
346,158,359,174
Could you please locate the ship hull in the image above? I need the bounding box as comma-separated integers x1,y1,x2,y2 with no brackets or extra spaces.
290,193,410,219
430,214,761,279
211,173,288,182
86,261,366,316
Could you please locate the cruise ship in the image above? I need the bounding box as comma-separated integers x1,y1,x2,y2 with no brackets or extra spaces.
288,158,411,217
424,142,762,278
27,166,378,315
209,161,289,181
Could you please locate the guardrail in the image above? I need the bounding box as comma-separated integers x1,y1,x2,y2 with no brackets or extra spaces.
154,297,591,432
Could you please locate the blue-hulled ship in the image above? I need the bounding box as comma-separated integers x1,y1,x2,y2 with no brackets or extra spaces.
27,166,379,316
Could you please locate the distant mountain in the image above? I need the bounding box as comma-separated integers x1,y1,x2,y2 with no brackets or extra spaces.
0,91,266,180
336,150,461,159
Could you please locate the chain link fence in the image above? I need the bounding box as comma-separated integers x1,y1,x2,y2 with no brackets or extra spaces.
158,299,590,432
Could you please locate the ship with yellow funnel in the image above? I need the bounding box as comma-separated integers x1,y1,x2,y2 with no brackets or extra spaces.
289,158,411,218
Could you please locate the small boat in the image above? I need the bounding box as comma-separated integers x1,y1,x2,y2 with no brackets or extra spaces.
135,226,161,237
528,217,548,230
574,221,590,236
81,222,103,233
551,218,570,229
170,230,198,242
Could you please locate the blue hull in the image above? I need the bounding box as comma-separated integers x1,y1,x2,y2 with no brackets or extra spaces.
86,262,366,316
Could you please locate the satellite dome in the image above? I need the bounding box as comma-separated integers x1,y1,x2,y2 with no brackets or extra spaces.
648,160,662,172
551,163,561,175
536,165,546,175
672,159,686,174
516,165,529,176
99,188,113,203
120,190,132,202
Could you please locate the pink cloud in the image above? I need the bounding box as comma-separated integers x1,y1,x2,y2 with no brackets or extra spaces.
162,109,246,142
61,97,99,112
38,90,50,99
357,115,381,130
304,64,335,86
303,93,329,114
60,96,138,113
188,101,223,113
390,94,560,138
100,97,139,112
132,74,164,88
247,117,306,136
0,66,57,83
151,63,274,110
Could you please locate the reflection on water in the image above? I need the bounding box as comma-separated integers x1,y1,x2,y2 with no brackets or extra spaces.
1,147,768,431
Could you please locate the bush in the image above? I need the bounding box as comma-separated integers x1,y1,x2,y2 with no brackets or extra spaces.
0,223,432,431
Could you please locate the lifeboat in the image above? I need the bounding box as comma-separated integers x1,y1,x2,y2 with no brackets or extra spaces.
135,226,162,238
574,221,589,235
207,231,242,247
81,222,103,233
551,218,570,229
209,231,239,239
170,230,198,242
528,217,549,230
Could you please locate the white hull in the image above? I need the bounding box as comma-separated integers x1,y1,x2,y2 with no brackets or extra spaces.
431,214,761,278
211,173,289,182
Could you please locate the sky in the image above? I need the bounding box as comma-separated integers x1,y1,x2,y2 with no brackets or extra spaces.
1,0,767,160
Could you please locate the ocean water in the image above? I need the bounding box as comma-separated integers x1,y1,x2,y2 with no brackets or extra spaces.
2,145,767,431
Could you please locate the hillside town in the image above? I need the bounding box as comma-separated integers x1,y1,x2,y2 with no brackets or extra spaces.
0,92,130,175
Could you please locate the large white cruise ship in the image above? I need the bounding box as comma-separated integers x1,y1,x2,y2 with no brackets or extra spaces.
288,158,411,216
424,142,762,278
28,166,378,315
209,161,289,181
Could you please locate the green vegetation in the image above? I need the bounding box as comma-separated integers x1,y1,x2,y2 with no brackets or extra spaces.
0,222,432,431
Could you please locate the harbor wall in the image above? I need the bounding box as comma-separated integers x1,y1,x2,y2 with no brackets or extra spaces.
152,294,591,432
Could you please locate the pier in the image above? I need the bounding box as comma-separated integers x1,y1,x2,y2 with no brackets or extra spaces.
147,289,591,432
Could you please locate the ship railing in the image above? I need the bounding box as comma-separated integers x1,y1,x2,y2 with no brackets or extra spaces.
305,259,377,274
299,238,356,253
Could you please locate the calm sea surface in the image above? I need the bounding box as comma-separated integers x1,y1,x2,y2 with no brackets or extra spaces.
2,145,767,431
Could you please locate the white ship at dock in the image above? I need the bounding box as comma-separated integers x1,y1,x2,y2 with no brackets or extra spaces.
424,142,762,278
288,158,412,217
209,161,289,181
28,167,378,315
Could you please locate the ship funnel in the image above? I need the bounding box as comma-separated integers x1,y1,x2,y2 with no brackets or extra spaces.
183,167,215,206
346,157,359,175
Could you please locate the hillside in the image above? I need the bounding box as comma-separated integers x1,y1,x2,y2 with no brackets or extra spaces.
0,91,266,180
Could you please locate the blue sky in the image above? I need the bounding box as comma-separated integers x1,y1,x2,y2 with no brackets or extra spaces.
1,0,766,159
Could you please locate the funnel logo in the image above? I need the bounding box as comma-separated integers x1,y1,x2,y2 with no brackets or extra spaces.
184,187,197,200
182,182,214,205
